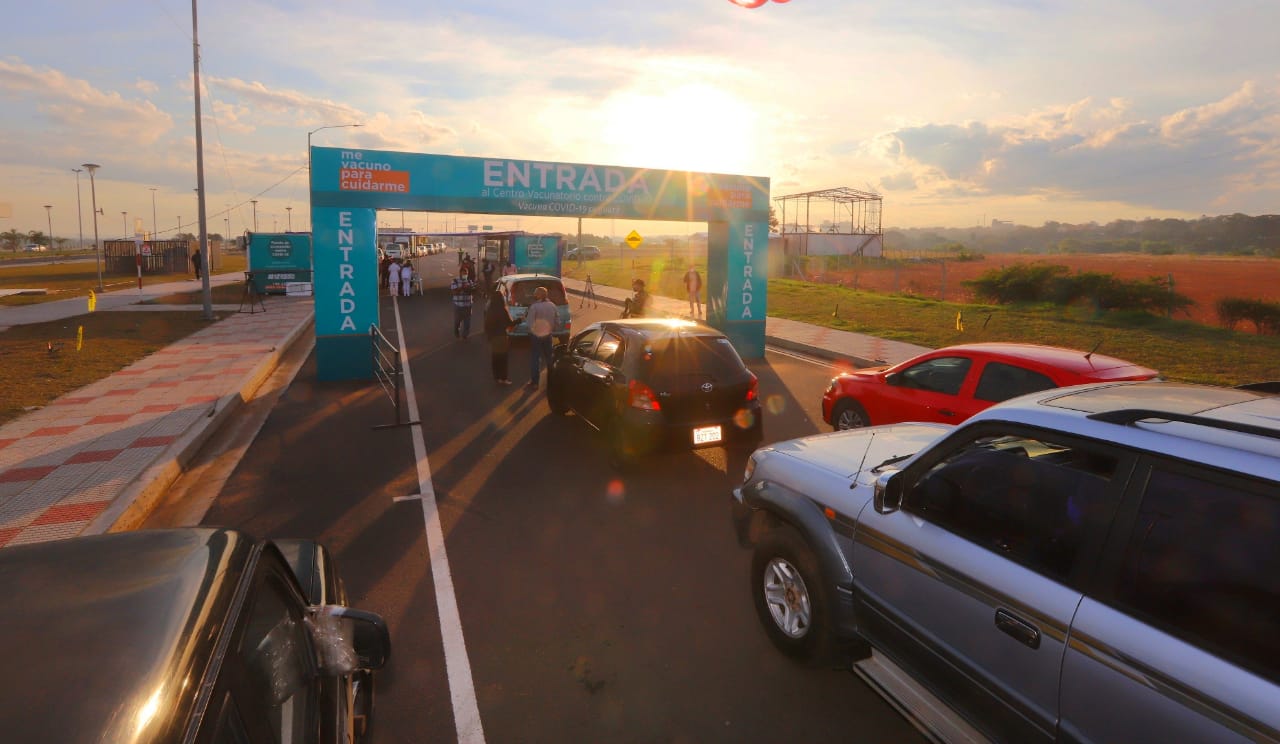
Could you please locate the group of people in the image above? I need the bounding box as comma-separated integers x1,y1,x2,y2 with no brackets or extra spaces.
449,262,556,388
381,256,417,297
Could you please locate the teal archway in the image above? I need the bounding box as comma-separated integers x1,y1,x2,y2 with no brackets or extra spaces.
310,147,770,380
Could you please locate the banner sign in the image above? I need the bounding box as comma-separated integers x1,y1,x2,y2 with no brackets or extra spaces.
311,148,770,222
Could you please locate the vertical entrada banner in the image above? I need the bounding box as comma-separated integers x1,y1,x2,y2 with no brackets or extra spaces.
309,147,770,379
312,206,377,379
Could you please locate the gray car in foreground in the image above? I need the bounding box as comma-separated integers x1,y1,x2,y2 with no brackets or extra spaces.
733,381,1279,742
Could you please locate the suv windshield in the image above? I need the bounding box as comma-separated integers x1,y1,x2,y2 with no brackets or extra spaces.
510,280,567,306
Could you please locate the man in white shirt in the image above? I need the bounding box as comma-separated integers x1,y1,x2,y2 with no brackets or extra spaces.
526,286,558,388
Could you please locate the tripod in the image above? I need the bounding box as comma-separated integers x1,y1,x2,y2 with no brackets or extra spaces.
580,274,598,308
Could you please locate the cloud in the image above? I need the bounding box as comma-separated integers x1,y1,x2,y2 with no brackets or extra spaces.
204,76,365,123
0,58,172,144
876,81,1280,212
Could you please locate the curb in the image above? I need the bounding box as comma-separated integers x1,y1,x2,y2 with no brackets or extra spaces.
85,310,316,535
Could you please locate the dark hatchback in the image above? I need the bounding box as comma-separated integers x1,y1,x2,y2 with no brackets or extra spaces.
0,528,389,744
547,319,763,464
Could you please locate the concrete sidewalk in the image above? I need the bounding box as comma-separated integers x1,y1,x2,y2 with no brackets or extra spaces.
0,273,929,550
0,296,313,547
561,276,929,368
0,272,245,331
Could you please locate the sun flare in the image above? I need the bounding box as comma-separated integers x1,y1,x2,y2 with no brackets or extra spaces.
599,83,758,176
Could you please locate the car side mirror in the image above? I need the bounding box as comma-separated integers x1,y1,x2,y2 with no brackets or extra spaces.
873,472,902,514
306,606,391,675
884,372,902,387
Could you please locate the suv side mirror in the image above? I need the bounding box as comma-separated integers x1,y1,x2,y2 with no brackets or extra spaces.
306,606,391,675
873,472,902,514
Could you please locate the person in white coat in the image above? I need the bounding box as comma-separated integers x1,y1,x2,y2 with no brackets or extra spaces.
400,261,414,297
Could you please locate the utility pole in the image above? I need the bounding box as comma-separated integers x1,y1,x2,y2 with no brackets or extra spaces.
43,205,53,250
286,206,292,231
82,163,103,290
192,0,213,319
250,199,258,231
149,187,158,240
72,168,85,251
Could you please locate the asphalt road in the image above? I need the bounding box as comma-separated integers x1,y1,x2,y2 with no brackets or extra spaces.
200,252,925,743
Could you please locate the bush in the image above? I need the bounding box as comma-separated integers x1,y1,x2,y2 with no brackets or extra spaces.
965,263,1069,303
966,264,1194,315
1217,297,1280,334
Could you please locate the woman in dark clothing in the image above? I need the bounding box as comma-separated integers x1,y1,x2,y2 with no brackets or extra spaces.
483,291,515,385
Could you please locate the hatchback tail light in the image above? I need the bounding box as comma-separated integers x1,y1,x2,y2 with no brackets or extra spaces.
746,372,759,402
628,379,661,410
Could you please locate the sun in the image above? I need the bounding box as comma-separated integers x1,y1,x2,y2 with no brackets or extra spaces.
599,83,757,175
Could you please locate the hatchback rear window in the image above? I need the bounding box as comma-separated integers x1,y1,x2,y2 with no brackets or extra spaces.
645,334,747,379
510,280,567,306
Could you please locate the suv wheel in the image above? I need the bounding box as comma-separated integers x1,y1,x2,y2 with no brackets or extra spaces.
831,399,869,431
751,525,833,664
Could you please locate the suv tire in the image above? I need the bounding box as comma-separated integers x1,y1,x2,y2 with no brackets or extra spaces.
751,525,833,665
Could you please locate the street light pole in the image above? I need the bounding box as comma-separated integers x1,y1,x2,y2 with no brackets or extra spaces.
121,211,128,239
149,187,158,240
72,169,84,252
43,205,53,251
250,199,258,231
82,163,103,290
286,206,292,231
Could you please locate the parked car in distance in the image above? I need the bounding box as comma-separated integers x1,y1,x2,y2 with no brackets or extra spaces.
23,243,47,251
547,318,763,466
496,273,572,343
734,381,1279,742
0,528,389,743
566,245,601,260
823,342,1159,430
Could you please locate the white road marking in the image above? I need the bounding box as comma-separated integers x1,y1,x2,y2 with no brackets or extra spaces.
392,296,487,744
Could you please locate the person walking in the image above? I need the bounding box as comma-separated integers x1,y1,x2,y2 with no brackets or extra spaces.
450,266,477,338
191,247,202,280
481,259,496,297
400,260,414,297
388,258,402,297
684,266,703,318
526,286,558,388
483,291,515,385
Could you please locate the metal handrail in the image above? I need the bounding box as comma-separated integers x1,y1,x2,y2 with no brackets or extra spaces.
370,324,418,429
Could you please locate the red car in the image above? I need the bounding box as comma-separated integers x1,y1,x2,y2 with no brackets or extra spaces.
822,342,1159,430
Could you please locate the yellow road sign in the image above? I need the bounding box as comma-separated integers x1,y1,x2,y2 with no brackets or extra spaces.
625,230,643,249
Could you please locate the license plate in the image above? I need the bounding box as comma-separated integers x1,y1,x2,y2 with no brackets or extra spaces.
693,425,722,445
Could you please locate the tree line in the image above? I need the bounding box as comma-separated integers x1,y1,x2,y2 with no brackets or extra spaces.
887,213,1280,257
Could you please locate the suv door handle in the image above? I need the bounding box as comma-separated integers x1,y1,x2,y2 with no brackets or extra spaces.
995,609,1041,650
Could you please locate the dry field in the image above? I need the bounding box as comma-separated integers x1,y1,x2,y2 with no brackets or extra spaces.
824,253,1280,327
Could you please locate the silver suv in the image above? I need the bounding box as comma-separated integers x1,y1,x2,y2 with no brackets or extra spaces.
732,381,1279,742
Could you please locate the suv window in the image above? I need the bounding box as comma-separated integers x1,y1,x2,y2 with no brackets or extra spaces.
910,433,1119,583
593,332,624,366
571,329,601,357
1113,464,1279,680
646,335,746,380
900,356,971,395
510,280,567,306
973,362,1057,403
239,575,317,743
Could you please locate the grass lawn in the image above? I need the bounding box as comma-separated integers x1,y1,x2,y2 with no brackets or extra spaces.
563,261,1278,388
0,310,231,424
0,253,246,306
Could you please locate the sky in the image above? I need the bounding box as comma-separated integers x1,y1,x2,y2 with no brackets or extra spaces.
2,0,1278,245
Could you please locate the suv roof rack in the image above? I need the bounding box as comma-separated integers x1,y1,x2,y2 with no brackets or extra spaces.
1088,409,1280,442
